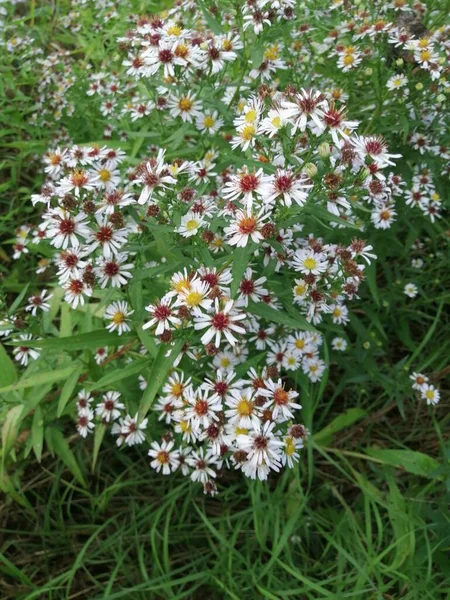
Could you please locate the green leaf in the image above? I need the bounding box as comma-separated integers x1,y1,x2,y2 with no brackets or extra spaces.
9,330,135,351
197,0,222,34
57,362,83,417
7,282,30,316
31,406,44,463
138,339,185,420
248,301,317,333
313,408,367,446
92,423,106,471
0,365,75,394
45,427,87,487
365,448,443,480
85,358,147,392
0,343,17,387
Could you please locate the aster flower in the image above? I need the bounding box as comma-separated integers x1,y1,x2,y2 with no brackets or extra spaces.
105,301,134,335
193,299,246,347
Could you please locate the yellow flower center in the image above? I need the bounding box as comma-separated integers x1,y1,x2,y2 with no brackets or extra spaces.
241,124,256,140
98,168,111,182
303,257,317,270
245,109,257,123
237,398,252,416
185,291,204,307
179,420,192,433
203,115,215,128
112,312,125,324
295,284,306,296
295,339,305,349
264,45,279,61
343,55,355,66
179,97,193,111
171,382,184,397
186,219,199,231
167,25,182,36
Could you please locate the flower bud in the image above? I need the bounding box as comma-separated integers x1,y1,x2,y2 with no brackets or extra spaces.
303,163,318,177
364,67,373,76
396,58,404,66
318,142,331,158
415,82,423,90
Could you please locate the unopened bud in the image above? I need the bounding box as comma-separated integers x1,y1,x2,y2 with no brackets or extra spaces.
303,163,317,178
318,142,331,158
396,58,404,66
415,82,423,90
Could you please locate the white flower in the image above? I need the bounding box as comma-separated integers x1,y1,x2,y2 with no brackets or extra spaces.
175,211,206,237
404,283,418,298
187,448,218,483
332,337,348,351
184,388,222,428
420,384,440,406
95,391,125,422
121,414,148,446
77,410,95,437
12,334,41,366
25,289,53,316
258,379,301,422
143,294,180,336
292,249,328,275
105,301,134,335
225,388,260,429
193,299,246,348
236,420,284,480
148,439,179,475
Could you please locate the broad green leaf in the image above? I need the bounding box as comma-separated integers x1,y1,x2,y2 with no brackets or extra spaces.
0,365,75,394
365,448,443,480
248,301,317,333
57,362,83,417
45,427,87,487
32,406,44,463
313,408,367,445
0,343,17,387
138,339,185,419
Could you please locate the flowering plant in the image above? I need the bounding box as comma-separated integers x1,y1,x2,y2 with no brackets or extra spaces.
1,0,447,495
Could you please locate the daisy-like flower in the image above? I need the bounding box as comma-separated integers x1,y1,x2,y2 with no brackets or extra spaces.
386,74,408,91
332,337,348,351
175,278,213,312
184,388,222,428
137,149,177,205
57,169,95,197
148,439,179,474
352,135,401,168
12,334,41,366
287,332,314,356
330,303,349,325
168,91,202,123
175,211,206,237
224,208,268,247
404,283,418,298
237,267,268,306
76,389,93,414
196,110,224,134
91,165,121,191
77,410,95,438
95,390,125,422
173,415,201,443
121,414,148,446
187,448,218,484
371,204,396,229
56,248,88,283
202,370,243,402
410,372,428,391
194,298,246,347
95,347,108,364
213,350,239,372
225,388,260,429
87,217,128,258
236,420,284,480
105,301,134,335
281,88,328,133
223,168,270,211
322,104,359,145
63,278,92,309
420,384,440,406
262,170,311,208
292,248,328,275
94,253,134,288
162,372,193,403
44,147,67,178
143,294,180,335
302,357,326,382
259,378,301,422
46,208,91,249
337,49,363,72
25,289,53,316
281,435,302,468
